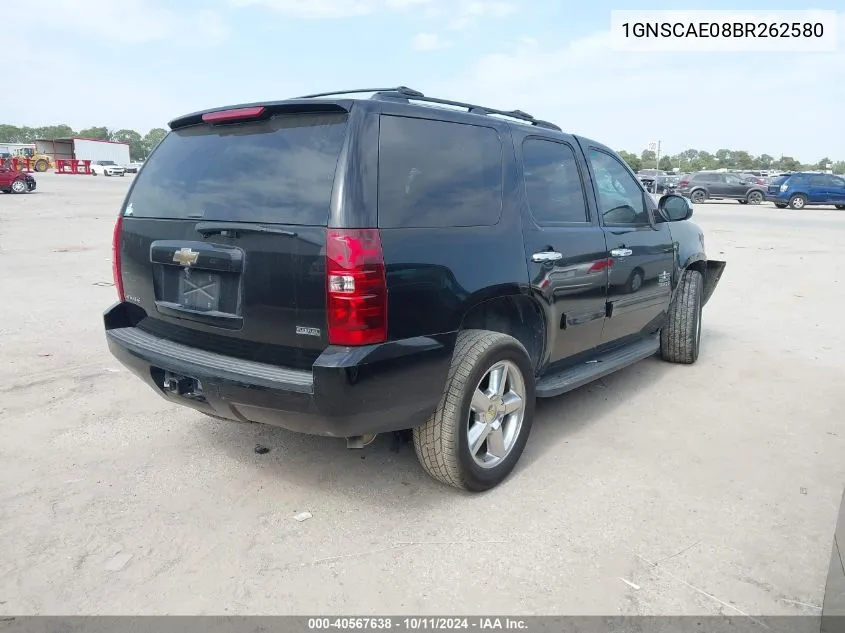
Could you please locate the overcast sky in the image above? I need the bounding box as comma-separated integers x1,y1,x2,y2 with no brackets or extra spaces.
5,0,844,162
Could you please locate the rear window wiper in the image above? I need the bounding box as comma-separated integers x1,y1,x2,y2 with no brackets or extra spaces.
195,222,298,238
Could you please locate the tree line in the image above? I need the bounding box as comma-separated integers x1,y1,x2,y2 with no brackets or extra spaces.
0,124,167,162
2,122,844,175
617,148,845,175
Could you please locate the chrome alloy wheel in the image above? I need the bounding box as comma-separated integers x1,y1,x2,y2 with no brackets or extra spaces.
467,360,526,469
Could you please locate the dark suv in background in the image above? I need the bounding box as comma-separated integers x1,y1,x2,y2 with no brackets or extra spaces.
677,171,767,205
104,86,725,491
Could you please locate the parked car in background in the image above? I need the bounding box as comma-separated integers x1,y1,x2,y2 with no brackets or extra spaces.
653,174,679,194
123,162,144,174
676,171,767,204
0,165,36,193
738,172,768,186
91,160,126,177
636,169,668,192
767,172,845,210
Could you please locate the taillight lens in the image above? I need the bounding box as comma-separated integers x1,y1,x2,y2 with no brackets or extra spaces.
326,228,387,346
679,179,689,187
112,215,125,302
588,258,615,273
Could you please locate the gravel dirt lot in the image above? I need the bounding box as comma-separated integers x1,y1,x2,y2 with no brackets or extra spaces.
0,172,843,617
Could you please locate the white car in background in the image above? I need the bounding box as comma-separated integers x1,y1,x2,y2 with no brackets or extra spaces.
91,160,125,177
123,161,144,174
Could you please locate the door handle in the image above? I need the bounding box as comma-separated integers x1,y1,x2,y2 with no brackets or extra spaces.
532,251,563,263
610,248,633,257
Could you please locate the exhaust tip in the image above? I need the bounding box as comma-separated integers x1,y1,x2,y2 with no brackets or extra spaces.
346,433,377,449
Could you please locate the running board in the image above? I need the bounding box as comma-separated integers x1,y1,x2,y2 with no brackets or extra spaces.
536,335,660,398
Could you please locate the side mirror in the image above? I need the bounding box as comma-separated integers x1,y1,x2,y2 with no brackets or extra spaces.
658,193,693,222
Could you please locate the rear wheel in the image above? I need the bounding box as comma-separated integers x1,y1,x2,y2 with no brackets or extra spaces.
413,329,535,492
690,189,706,204
660,268,703,365
34,159,48,172
789,194,807,210
625,268,644,294
746,190,764,204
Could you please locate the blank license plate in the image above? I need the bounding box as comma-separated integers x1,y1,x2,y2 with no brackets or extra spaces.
178,270,220,312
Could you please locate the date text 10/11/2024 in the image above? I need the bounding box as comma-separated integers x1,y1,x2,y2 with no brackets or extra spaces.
308,618,529,630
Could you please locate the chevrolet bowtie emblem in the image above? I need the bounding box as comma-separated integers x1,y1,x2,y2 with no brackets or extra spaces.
173,247,199,266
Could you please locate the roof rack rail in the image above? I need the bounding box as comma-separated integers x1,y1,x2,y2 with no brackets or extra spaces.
292,86,562,132
371,89,562,132
294,86,424,99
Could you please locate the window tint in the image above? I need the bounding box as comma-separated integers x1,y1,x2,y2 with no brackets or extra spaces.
810,175,828,187
522,139,589,224
124,112,349,225
725,174,744,185
377,116,503,228
829,175,845,189
587,149,649,225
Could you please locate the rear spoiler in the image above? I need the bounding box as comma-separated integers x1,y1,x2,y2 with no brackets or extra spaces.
168,100,352,130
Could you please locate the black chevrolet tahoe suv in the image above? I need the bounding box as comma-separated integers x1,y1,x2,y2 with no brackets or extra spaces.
104,86,726,492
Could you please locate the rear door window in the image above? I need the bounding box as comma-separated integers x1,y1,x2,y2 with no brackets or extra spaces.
522,138,589,224
377,115,503,228
124,112,349,225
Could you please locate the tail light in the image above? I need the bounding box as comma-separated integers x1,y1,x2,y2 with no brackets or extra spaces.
112,215,125,302
678,179,689,187
587,258,615,273
326,228,387,346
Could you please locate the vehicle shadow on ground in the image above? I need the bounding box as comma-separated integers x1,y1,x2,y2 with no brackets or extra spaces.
199,343,703,499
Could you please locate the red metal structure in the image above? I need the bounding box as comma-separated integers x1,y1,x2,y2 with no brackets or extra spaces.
55,159,92,175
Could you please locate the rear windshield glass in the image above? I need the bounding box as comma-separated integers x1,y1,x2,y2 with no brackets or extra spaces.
124,112,349,225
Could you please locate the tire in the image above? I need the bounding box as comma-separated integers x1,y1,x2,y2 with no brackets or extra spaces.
91,170,97,176
413,329,536,492
660,268,703,365
690,189,706,204
775,203,787,209
836,205,845,210
625,268,644,294
34,159,48,172
10,179,27,194
789,194,807,210
746,190,764,205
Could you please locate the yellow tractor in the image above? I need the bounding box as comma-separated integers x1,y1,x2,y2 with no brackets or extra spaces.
10,147,54,172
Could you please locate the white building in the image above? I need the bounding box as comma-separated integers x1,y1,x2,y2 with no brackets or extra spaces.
34,137,130,165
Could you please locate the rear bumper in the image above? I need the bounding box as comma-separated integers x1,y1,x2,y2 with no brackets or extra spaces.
104,302,454,437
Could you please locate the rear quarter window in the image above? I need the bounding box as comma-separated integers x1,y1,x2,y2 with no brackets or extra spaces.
377,115,503,228
123,112,349,225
